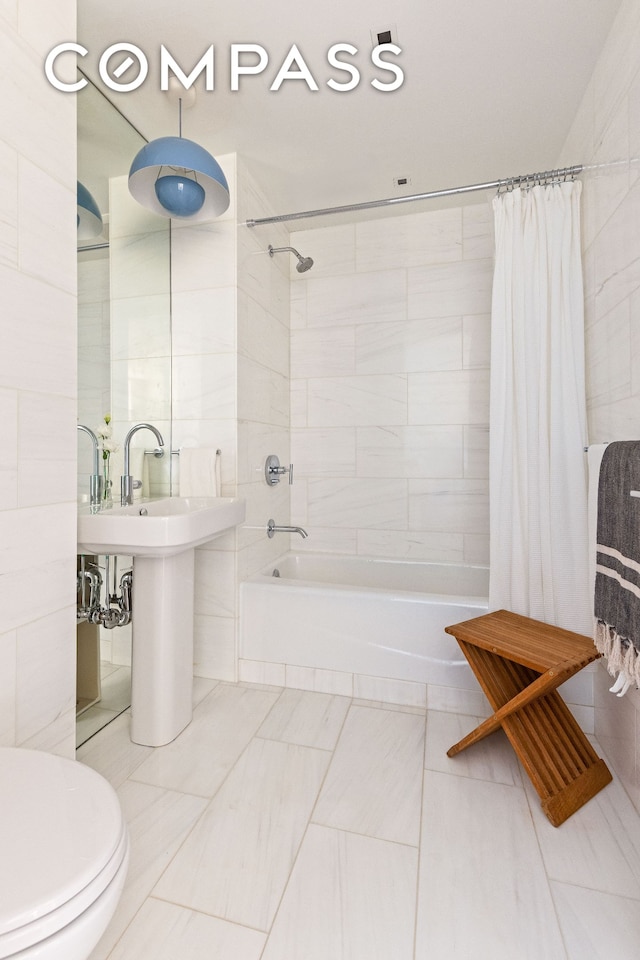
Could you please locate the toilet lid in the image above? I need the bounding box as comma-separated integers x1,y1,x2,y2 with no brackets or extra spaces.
0,748,125,939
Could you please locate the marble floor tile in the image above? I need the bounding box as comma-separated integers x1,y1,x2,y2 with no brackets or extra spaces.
313,704,424,845
262,824,417,960
523,768,640,899
552,881,640,960
416,770,566,959
90,781,208,960
257,687,351,750
77,713,152,788
153,737,330,931
107,898,266,960
424,709,524,786
129,682,279,796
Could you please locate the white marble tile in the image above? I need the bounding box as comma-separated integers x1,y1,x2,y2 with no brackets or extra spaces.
110,231,171,300
258,688,350,750
307,374,407,427
353,674,427,708
424,710,523,786
171,353,236,421
15,606,75,745
0,265,76,396
464,423,490,478
308,477,407,529
355,207,462,271
314,705,424,846
291,223,356,277
586,299,632,403
237,355,289,425
356,424,463,478
18,157,75,294
106,898,266,960
416,770,566,959
408,258,493,320
408,369,490,425
193,614,236,681
285,664,353,697
355,316,463,374
0,388,17,507
0,140,17,268
0,629,16,746
170,219,236,291
130,683,279,796
426,682,492,717
111,294,171,361
409,477,489,534
239,292,289,377
306,270,407,327
291,326,356,378
154,738,329,931
593,178,640,322
262,824,417,960
523,767,640,899
111,357,172,421
90,781,208,960
172,287,236,356
552,881,640,960
292,426,356,477
356,528,465,562
462,314,491,367
238,658,286,686
194,549,236,617
77,713,153,788
463,201,494,260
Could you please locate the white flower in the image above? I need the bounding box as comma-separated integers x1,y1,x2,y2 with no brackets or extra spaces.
102,438,119,455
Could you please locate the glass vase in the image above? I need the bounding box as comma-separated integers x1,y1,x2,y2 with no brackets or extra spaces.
102,456,113,509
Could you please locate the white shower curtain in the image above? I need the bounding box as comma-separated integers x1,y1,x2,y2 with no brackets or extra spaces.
489,180,591,634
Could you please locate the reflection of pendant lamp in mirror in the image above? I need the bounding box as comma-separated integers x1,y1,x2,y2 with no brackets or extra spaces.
77,181,103,239
128,84,229,221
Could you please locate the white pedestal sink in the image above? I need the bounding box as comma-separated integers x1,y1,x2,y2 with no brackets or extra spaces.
78,496,245,746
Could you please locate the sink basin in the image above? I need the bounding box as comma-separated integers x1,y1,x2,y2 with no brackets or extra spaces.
78,496,246,557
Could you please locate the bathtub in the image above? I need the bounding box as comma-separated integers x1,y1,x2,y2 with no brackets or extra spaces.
239,554,489,695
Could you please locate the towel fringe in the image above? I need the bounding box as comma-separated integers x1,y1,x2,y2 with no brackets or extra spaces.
595,620,640,690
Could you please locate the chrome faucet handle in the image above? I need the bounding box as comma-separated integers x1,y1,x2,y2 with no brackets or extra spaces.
265,454,294,485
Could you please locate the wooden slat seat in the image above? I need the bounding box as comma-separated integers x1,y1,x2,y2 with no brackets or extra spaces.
444,609,612,827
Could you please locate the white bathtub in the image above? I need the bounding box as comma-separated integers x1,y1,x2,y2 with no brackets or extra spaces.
240,554,489,693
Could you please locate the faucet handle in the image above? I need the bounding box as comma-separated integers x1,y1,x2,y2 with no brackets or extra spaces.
265,454,294,486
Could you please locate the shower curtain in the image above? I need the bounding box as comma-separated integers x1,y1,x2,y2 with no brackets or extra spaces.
489,180,591,634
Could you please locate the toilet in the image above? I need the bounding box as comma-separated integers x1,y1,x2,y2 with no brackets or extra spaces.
0,748,129,960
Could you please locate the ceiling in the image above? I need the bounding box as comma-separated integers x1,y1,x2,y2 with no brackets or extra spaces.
76,0,622,223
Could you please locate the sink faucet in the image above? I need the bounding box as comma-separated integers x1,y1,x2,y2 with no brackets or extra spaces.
121,423,165,505
77,424,104,509
267,518,308,539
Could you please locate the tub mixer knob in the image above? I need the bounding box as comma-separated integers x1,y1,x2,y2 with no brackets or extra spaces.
265,454,294,485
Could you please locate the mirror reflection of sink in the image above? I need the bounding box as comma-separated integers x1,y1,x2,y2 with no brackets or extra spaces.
78,496,246,557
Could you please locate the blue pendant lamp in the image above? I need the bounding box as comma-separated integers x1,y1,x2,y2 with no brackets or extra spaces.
128,95,229,221
77,181,103,239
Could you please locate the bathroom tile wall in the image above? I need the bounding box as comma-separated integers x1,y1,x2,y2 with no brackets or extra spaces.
77,250,110,497
170,154,239,681
169,155,291,682
289,205,493,561
558,0,640,814
0,0,77,755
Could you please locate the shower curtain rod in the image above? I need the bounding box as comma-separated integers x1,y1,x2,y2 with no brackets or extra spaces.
245,163,584,228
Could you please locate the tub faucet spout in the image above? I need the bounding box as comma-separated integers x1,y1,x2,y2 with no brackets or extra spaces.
121,423,165,505
267,519,308,539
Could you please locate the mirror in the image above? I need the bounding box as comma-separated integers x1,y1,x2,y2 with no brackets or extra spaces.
77,75,172,745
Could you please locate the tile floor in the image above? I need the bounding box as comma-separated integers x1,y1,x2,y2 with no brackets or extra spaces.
77,664,132,747
78,678,640,960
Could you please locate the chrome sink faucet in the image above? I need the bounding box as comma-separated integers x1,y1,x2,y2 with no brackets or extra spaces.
121,423,165,505
77,424,104,509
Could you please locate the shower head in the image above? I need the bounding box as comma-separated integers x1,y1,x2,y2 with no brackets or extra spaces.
268,244,314,273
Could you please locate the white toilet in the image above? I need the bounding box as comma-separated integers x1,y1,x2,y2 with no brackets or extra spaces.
0,748,129,960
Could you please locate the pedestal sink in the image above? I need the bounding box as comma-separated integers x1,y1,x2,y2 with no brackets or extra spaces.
78,496,245,747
